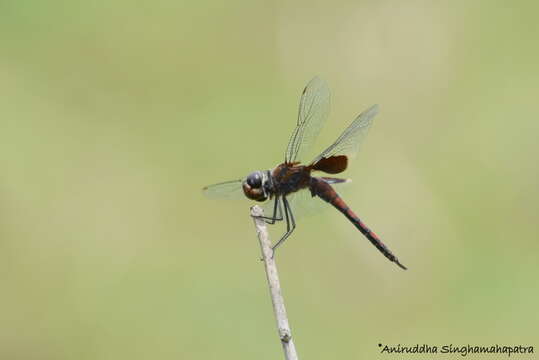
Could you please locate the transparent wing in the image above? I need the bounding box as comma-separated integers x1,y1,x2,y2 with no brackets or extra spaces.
202,179,245,200
310,104,378,164
286,188,330,220
285,77,330,164
262,179,351,220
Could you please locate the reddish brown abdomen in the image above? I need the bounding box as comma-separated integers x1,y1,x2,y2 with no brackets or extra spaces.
309,177,406,269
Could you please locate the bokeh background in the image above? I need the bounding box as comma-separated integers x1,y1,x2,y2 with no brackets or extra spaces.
1,1,538,359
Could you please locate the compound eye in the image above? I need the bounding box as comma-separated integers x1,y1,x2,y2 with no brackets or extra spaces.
247,172,262,188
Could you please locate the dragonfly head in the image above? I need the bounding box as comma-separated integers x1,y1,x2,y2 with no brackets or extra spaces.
242,170,270,202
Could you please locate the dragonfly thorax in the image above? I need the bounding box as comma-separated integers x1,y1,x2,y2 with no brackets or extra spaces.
242,170,273,202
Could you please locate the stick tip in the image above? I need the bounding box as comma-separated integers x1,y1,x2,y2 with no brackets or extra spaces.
250,205,264,217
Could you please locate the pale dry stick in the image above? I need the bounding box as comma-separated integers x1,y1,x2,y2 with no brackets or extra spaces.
251,205,299,360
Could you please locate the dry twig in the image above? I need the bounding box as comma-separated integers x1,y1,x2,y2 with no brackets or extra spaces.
251,205,299,360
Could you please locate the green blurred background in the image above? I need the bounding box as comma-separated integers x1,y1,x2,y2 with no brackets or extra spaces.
1,1,538,359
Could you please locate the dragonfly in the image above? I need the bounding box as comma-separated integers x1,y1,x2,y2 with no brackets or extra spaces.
203,77,406,270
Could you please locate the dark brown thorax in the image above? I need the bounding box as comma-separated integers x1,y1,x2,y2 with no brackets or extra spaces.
270,162,312,196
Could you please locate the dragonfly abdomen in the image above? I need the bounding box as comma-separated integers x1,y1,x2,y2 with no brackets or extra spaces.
310,177,407,270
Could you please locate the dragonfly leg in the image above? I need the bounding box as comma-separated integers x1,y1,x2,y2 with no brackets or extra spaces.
264,196,284,224
271,195,296,254
253,196,284,224
252,196,285,261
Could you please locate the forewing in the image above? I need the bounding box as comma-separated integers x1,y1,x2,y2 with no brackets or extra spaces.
202,179,245,200
311,104,378,165
285,77,330,164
